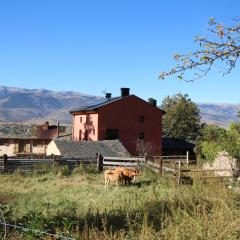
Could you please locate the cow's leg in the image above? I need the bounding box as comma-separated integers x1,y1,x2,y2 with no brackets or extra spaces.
105,178,108,188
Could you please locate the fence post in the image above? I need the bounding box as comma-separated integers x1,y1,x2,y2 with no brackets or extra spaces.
97,153,103,173
159,156,163,175
186,151,189,165
177,161,182,186
52,154,55,169
3,154,7,173
144,153,147,162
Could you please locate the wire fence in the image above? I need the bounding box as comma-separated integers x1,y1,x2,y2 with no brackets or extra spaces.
0,220,76,240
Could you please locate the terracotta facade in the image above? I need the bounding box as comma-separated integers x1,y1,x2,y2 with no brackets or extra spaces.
71,93,164,155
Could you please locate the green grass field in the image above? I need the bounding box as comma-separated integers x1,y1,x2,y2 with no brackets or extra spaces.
0,165,240,239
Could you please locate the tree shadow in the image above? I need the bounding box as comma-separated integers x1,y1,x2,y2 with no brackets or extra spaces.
83,113,95,141
12,200,176,237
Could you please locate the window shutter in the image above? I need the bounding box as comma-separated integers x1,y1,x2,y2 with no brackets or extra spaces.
14,143,19,153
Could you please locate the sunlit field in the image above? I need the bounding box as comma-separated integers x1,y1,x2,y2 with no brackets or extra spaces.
0,165,239,239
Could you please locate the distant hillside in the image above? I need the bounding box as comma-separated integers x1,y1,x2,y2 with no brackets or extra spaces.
0,86,102,124
197,103,240,128
0,86,239,127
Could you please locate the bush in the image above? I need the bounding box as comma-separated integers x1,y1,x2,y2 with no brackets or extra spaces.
196,123,240,162
199,141,223,162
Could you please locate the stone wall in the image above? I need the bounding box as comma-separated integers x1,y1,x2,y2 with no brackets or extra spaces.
203,151,239,177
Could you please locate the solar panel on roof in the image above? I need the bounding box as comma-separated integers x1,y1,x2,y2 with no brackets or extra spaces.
70,96,122,112
86,98,109,107
86,97,120,109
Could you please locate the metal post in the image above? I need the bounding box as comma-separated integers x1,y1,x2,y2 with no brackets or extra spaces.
3,154,7,173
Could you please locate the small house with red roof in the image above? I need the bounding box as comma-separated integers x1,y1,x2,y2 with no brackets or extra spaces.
70,88,165,155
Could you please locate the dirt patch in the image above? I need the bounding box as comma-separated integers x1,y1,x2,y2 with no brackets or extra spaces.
0,194,13,204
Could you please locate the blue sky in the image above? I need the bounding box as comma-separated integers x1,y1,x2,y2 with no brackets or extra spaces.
0,0,240,104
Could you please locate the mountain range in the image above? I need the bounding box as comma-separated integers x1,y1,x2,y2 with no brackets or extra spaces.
0,86,239,128
0,86,101,124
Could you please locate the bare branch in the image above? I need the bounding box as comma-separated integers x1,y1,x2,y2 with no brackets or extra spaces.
160,18,240,81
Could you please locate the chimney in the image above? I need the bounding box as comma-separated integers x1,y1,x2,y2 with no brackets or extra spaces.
57,122,60,138
44,121,49,130
105,93,112,99
148,98,157,107
121,88,130,97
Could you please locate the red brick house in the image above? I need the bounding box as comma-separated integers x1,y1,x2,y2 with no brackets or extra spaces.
70,88,165,155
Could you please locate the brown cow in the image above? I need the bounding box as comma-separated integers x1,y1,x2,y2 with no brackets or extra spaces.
115,167,140,185
104,169,124,188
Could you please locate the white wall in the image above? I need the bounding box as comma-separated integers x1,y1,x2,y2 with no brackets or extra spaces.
0,139,49,156
46,140,61,156
0,141,16,156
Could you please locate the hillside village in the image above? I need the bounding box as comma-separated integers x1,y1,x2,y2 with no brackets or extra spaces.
0,88,170,158
1,87,240,178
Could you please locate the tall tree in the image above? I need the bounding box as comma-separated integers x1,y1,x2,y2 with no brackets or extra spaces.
159,18,240,81
161,93,201,140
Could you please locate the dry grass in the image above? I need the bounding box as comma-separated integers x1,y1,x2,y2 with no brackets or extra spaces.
0,167,239,239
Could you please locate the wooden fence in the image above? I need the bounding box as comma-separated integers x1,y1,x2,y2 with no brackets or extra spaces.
103,156,145,168
102,154,192,168
0,154,190,173
145,158,239,185
0,154,96,173
2,154,236,185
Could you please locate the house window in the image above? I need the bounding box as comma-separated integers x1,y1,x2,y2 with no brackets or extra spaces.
79,130,82,141
18,141,31,153
86,115,90,123
80,117,82,123
93,129,95,135
84,130,88,140
105,129,119,140
33,140,43,147
139,115,144,123
0,139,10,146
138,132,144,140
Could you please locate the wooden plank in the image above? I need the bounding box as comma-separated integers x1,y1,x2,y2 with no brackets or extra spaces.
146,161,176,174
103,160,141,165
62,157,95,161
103,156,144,161
64,159,96,163
152,155,186,158
182,169,233,173
191,176,233,179
103,162,143,166
7,159,54,163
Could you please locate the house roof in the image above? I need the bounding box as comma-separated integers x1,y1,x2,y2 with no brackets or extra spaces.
70,95,165,114
53,139,131,159
69,96,123,113
0,123,72,140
